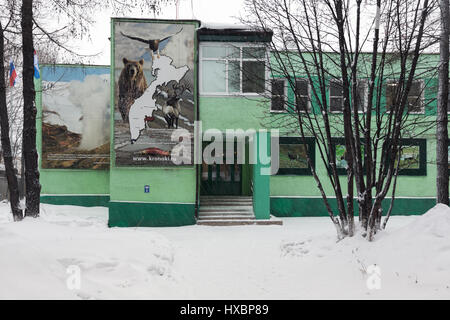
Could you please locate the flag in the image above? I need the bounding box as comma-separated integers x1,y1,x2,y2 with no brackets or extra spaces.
9,60,17,87
34,50,40,79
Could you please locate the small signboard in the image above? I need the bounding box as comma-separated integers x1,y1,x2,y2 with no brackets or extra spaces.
144,185,150,193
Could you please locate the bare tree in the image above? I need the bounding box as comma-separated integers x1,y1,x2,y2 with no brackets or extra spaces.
0,0,173,220
0,17,22,220
436,0,449,205
244,0,438,240
21,0,40,217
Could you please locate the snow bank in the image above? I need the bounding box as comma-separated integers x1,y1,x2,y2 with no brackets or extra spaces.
396,203,450,239
1,203,450,299
0,203,182,299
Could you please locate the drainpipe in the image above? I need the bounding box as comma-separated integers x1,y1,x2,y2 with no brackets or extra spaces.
194,26,200,219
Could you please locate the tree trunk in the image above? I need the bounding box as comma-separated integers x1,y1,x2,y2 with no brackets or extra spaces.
437,0,449,205
0,23,23,221
21,0,40,217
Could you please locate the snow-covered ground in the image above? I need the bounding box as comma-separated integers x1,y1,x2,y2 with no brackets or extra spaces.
0,201,450,300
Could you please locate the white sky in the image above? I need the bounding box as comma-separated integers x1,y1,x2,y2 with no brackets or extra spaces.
74,0,246,65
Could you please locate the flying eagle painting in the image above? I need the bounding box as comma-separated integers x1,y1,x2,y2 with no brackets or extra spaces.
120,28,183,60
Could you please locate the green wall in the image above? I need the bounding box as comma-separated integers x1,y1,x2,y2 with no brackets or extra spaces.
199,96,267,130
270,197,438,217
198,52,443,218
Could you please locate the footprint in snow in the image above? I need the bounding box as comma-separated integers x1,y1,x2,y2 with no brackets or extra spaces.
280,240,312,257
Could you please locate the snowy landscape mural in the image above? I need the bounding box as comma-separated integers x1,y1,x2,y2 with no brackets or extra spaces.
113,20,195,166
41,66,110,169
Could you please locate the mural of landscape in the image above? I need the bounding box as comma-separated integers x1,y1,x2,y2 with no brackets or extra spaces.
333,143,364,171
41,66,110,169
113,20,196,166
397,145,420,170
335,144,348,169
279,144,309,169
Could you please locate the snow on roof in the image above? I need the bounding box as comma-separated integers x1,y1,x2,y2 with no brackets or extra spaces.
198,21,273,42
199,21,251,30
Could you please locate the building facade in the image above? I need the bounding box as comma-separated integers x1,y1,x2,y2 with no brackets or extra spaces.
36,18,444,227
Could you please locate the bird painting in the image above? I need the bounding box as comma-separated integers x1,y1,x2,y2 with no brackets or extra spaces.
120,28,183,60
288,152,299,161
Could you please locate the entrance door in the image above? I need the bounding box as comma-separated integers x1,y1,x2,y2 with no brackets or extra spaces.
200,146,242,196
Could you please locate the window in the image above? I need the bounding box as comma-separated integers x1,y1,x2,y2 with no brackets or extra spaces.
386,80,424,113
407,81,424,113
271,78,286,112
329,79,343,112
202,60,226,92
295,78,310,112
200,44,266,94
276,137,315,175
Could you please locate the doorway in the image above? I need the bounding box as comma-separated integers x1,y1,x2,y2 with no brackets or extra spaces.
200,141,252,196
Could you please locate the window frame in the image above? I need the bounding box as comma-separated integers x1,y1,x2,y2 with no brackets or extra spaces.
385,79,425,114
270,78,288,113
276,136,315,176
328,79,344,113
199,42,268,96
294,78,311,113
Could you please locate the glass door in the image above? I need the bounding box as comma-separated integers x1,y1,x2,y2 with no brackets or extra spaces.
200,144,242,195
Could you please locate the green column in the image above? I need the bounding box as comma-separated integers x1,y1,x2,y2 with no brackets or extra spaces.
252,131,271,219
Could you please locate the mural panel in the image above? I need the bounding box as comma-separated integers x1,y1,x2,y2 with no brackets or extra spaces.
276,137,315,175
113,19,196,166
41,66,110,169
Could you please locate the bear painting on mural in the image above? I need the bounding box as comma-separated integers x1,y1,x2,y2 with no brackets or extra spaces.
118,58,148,122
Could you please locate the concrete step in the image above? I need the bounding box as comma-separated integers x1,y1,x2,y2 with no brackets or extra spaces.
200,199,253,204
199,206,253,212
200,196,252,200
198,215,256,220
200,200,253,204
197,219,283,226
199,211,255,216
198,196,262,226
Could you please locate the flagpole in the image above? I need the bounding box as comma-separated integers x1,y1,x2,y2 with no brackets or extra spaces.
7,81,13,202
18,82,25,201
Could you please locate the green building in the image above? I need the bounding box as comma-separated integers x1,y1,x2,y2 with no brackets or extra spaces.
36,18,443,227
